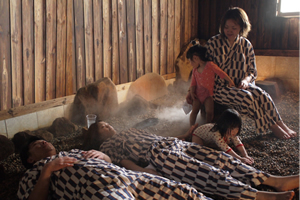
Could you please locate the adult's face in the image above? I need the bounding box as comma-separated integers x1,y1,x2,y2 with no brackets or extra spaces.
224,19,241,43
97,121,116,140
27,140,56,164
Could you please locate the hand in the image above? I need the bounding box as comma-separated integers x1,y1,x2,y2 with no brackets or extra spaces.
245,155,254,163
186,92,193,104
44,157,77,173
82,150,106,160
190,91,197,100
239,79,249,89
240,157,254,165
228,80,235,87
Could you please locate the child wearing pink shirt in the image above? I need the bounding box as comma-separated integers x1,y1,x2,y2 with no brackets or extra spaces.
192,108,254,165
186,44,235,125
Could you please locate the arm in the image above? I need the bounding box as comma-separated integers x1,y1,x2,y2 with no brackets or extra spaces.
176,123,198,141
210,62,235,87
190,86,197,100
28,157,77,200
225,136,253,165
223,75,235,87
213,133,253,165
240,41,257,89
120,159,159,175
227,148,253,165
186,70,197,103
236,144,254,164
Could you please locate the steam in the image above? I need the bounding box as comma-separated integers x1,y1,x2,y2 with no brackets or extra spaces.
155,102,189,122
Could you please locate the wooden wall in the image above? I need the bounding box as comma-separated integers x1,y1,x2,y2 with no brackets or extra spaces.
0,0,198,112
198,0,299,55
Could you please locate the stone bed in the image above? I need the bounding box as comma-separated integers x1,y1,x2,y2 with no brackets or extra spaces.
0,90,299,200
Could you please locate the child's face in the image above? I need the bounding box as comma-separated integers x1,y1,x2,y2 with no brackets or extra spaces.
224,19,241,42
97,121,116,140
227,127,239,137
188,55,200,69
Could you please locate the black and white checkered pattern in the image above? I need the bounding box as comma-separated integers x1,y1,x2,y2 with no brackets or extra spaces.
99,128,273,199
99,128,175,165
148,139,269,199
206,34,281,133
17,149,212,200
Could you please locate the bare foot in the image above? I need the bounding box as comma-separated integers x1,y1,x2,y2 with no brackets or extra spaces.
277,121,297,138
263,175,299,192
256,191,294,200
270,124,290,139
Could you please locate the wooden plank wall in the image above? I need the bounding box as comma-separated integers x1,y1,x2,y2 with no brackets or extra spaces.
198,0,299,53
0,0,198,112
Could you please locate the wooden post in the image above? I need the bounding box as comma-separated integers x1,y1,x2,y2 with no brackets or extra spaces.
112,0,120,84
66,0,75,95
160,0,167,75
56,0,67,97
0,0,12,110
180,0,185,47
46,0,56,100
22,0,35,105
167,0,175,74
174,0,181,60
93,0,103,81
144,0,152,74
118,0,128,84
152,0,160,74
127,0,136,81
135,0,144,78
103,0,112,79
11,0,23,107
84,0,94,85
34,0,46,103
74,0,86,89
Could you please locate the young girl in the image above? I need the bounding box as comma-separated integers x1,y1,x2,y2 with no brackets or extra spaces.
192,108,254,165
186,45,235,125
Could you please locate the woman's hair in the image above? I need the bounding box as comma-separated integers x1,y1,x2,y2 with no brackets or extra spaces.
211,109,242,137
219,7,251,38
82,121,104,150
186,44,210,62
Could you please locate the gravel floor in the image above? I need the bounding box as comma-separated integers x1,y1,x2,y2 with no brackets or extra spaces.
0,90,299,200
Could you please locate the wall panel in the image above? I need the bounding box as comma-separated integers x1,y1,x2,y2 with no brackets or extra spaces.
198,0,299,52
0,0,198,112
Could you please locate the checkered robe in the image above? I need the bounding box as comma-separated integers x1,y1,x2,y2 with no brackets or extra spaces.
99,128,270,199
17,149,211,200
206,34,281,133
99,128,171,166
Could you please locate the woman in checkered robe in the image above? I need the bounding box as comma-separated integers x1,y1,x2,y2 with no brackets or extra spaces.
205,7,296,139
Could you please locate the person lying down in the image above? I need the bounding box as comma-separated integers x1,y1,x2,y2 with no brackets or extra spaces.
17,136,210,200
82,120,298,200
